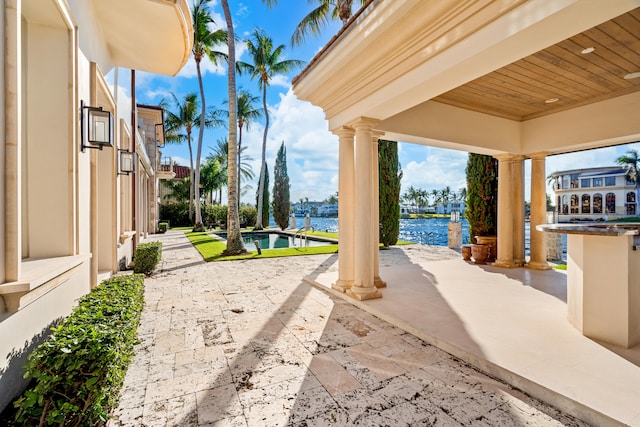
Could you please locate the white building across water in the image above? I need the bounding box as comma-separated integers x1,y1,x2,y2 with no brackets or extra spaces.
549,166,638,221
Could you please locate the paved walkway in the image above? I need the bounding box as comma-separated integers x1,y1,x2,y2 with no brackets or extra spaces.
109,230,587,426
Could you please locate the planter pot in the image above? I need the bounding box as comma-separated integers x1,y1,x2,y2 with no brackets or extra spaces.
475,235,497,262
461,244,472,261
471,244,489,265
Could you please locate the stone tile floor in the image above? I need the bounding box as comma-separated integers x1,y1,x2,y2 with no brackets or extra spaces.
109,231,588,426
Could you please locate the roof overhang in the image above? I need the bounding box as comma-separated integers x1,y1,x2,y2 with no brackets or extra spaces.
293,0,640,156
91,0,193,76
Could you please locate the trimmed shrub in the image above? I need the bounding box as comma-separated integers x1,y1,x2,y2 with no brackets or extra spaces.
379,140,402,247
158,222,168,233
133,241,162,275
11,274,145,426
239,206,257,228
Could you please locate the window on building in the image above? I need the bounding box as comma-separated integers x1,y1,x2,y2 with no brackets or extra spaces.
593,193,603,214
627,177,635,186
580,178,591,188
593,177,603,187
562,175,570,189
570,194,579,214
627,192,637,216
570,174,579,189
605,193,616,214
605,176,616,186
581,194,590,214
562,195,569,214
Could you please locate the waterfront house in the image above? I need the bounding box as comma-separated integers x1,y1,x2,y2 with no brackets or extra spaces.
549,166,637,221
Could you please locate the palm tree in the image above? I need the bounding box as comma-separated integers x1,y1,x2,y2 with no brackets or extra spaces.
439,186,452,214
238,28,304,229
221,0,245,254
223,89,262,209
192,0,227,231
280,0,368,46
616,149,640,215
210,138,229,205
200,158,225,204
162,92,201,222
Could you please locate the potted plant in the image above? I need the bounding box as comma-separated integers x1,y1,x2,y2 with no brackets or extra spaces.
465,153,498,262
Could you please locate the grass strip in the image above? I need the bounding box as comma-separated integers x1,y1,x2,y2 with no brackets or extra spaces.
185,232,339,261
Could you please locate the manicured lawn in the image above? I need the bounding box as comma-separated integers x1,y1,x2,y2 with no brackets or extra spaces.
185,231,339,261
184,230,413,261
553,263,567,271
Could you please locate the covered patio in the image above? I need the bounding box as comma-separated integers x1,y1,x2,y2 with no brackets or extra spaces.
292,0,640,425
293,0,640,298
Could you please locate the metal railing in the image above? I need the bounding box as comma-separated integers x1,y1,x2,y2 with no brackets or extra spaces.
293,226,315,247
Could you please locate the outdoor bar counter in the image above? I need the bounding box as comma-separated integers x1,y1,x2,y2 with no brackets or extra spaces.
537,223,640,348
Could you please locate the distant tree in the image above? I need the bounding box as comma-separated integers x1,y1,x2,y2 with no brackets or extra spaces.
616,149,640,215
465,154,498,240
438,186,452,214
162,178,190,203
272,142,290,230
256,162,270,227
324,192,338,204
379,140,402,246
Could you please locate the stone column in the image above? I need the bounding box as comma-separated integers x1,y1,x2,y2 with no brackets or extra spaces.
527,152,551,270
372,131,386,288
348,118,381,301
332,127,355,293
512,156,526,266
493,154,515,268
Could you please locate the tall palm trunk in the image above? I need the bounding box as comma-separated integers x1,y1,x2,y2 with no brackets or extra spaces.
193,57,207,231
222,0,245,254
187,136,194,221
255,83,269,230
237,124,243,210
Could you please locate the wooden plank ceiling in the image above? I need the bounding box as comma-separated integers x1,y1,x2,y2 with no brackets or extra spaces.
433,8,640,121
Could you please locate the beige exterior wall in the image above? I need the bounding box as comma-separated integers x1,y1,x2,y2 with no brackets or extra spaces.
0,0,192,412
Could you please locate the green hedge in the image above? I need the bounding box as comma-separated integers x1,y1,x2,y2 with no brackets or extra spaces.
11,274,145,426
133,242,162,275
158,222,168,233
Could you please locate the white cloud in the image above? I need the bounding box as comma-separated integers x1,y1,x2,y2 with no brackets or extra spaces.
239,89,338,203
398,145,468,194
269,74,291,88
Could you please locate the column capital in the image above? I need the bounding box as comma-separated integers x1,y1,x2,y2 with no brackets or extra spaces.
493,153,517,161
371,130,385,143
332,126,355,138
528,151,551,160
350,117,381,130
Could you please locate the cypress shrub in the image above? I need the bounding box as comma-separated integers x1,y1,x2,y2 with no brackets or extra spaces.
465,153,498,240
379,140,402,246
256,165,270,227
272,142,290,230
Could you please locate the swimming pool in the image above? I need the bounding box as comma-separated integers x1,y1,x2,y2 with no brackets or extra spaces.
215,231,335,250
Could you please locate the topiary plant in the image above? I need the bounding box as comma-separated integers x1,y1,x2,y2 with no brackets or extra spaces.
465,153,498,241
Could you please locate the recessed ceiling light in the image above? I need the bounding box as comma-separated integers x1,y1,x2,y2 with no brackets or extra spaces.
581,47,595,54
624,72,640,80
545,98,559,104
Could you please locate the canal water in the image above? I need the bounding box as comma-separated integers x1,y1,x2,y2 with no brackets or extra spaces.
282,216,567,260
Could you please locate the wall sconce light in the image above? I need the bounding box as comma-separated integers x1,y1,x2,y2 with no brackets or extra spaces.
155,123,165,147
81,100,113,152
118,150,135,175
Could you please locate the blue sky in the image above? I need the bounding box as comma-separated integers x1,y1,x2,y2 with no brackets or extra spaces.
109,0,639,205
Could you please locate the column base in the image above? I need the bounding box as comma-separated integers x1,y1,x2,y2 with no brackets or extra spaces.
525,261,551,270
513,259,525,267
347,285,382,301
493,259,516,268
332,279,353,293
374,276,387,288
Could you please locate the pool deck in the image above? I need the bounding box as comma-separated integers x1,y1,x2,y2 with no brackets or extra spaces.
305,248,640,426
